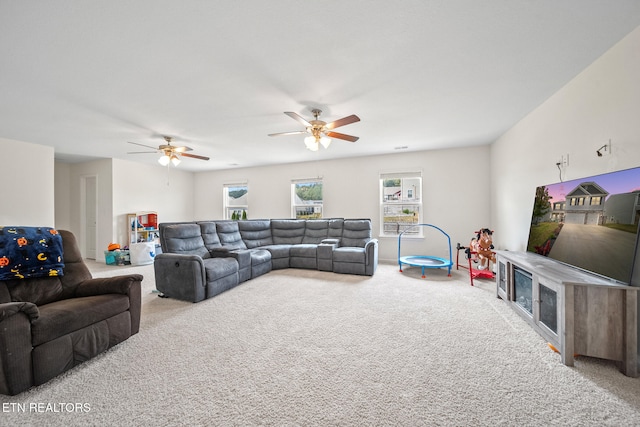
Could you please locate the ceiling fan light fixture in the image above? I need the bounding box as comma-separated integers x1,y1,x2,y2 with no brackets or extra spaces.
158,154,171,166
304,136,319,151
170,154,181,166
320,136,331,149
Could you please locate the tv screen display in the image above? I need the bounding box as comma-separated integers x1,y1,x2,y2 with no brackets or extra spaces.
527,166,640,284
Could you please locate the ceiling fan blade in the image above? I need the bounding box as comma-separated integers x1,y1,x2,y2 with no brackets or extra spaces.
127,151,158,154
128,141,159,150
181,152,210,161
325,114,360,130
172,146,193,153
158,144,193,152
268,131,308,137
284,112,312,127
325,131,359,142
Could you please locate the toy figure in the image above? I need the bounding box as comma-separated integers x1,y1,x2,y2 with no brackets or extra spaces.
476,228,496,271
468,237,479,263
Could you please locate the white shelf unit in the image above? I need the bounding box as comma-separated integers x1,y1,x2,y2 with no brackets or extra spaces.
127,211,159,246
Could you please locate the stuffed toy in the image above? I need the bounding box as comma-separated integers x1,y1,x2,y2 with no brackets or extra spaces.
468,237,480,263
476,228,496,271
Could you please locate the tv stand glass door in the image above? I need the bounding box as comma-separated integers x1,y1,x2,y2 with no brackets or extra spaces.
513,267,533,315
538,283,558,334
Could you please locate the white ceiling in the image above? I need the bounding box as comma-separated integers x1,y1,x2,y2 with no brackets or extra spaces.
2,1,640,171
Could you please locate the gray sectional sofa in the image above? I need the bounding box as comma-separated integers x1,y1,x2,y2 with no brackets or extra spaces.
154,218,378,302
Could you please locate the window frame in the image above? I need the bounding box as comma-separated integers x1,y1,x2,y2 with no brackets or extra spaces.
291,178,323,219
380,172,423,237
223,182,249,220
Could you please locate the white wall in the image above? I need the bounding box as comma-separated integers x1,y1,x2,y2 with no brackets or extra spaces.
0,137,54,225
54,162,72,231
195,145,491,262
491,25,640,252
112,159,195,247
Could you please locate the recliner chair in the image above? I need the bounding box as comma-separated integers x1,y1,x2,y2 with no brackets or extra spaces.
0,229,142,395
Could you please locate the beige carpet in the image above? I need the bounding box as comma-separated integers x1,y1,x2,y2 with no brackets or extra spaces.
2,261,640,426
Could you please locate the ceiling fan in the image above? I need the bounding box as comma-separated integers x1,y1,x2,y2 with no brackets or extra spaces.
127,136,210,166
269,109,360,151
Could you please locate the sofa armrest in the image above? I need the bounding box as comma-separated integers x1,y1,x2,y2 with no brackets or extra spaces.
364,239,378,261
153,253,207,302
364,238,377,250
0,302,38,395
321,238,341,247
75,275,143,297
364,239,379,275
211,247,250,269
154,252,205,268
210,247,231,257
228,249,252,269
0,301,39,322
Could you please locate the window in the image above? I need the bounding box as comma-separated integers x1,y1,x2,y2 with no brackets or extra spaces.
223,183,248,220
292,179,323,219
590,196,602,205
380,172,422,236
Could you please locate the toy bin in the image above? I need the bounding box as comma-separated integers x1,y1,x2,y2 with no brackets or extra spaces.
104,251,128,266
104,250,116,265
130,242,156,265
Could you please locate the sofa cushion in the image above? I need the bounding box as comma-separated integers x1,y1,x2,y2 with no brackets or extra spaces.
162,224,210,258
239,220,273,248
261,244,291,259
59,230,93,297
199,222,223,250
32,294,130,346
4,277,63,306
341,219,372,248
302,220,329,244
271,220,305,244
32,311,131,387
248,249,271,266
328,218,344,239
216,221,248,250
333,247,366,263
290,244,318,258
202,257,239,281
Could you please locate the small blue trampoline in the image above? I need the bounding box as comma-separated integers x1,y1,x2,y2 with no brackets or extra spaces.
398,224,453,278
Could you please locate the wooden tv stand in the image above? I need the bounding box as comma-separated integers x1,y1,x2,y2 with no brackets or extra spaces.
495,251,638,377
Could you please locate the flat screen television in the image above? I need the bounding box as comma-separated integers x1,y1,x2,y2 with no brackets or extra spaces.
526,166,640,284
